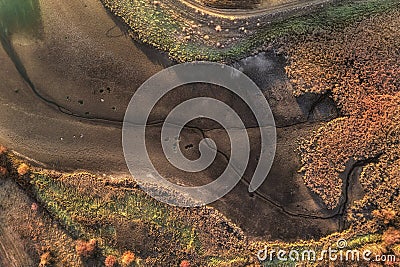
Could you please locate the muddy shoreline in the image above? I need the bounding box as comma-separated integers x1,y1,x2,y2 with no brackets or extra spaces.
0,0,350,241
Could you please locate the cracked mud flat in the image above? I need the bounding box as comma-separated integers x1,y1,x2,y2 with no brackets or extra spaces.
0,0,360,264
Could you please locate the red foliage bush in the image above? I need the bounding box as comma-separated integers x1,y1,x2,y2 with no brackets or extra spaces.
75,239,97,257
17,163,30,176
180,260,191,267
105,255,117,267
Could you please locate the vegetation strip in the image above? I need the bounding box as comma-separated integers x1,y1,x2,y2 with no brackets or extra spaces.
100,0,399,62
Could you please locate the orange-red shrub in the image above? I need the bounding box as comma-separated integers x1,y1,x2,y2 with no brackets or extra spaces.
75,239,97,257
180,260,191,267
105,255,117,267
121,251,135,265
383,227,400,247
17,163,30,176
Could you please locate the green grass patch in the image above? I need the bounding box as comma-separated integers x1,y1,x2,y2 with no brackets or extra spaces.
27,172,245,265
29,173,198,259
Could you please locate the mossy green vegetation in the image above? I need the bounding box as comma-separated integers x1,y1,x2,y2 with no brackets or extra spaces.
101,0,400,62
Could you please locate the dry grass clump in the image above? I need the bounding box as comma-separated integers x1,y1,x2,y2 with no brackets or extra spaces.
283,9,400,209
39,251,52,267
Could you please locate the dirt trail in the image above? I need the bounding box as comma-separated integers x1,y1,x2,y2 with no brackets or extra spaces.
0,224,34,267
178,0,335,18
0,180,35,267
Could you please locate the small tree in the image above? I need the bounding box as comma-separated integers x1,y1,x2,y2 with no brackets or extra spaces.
180,260,190,267
121,251,135,266
75,239,97,258
17,163,30,176
105,255,117,267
